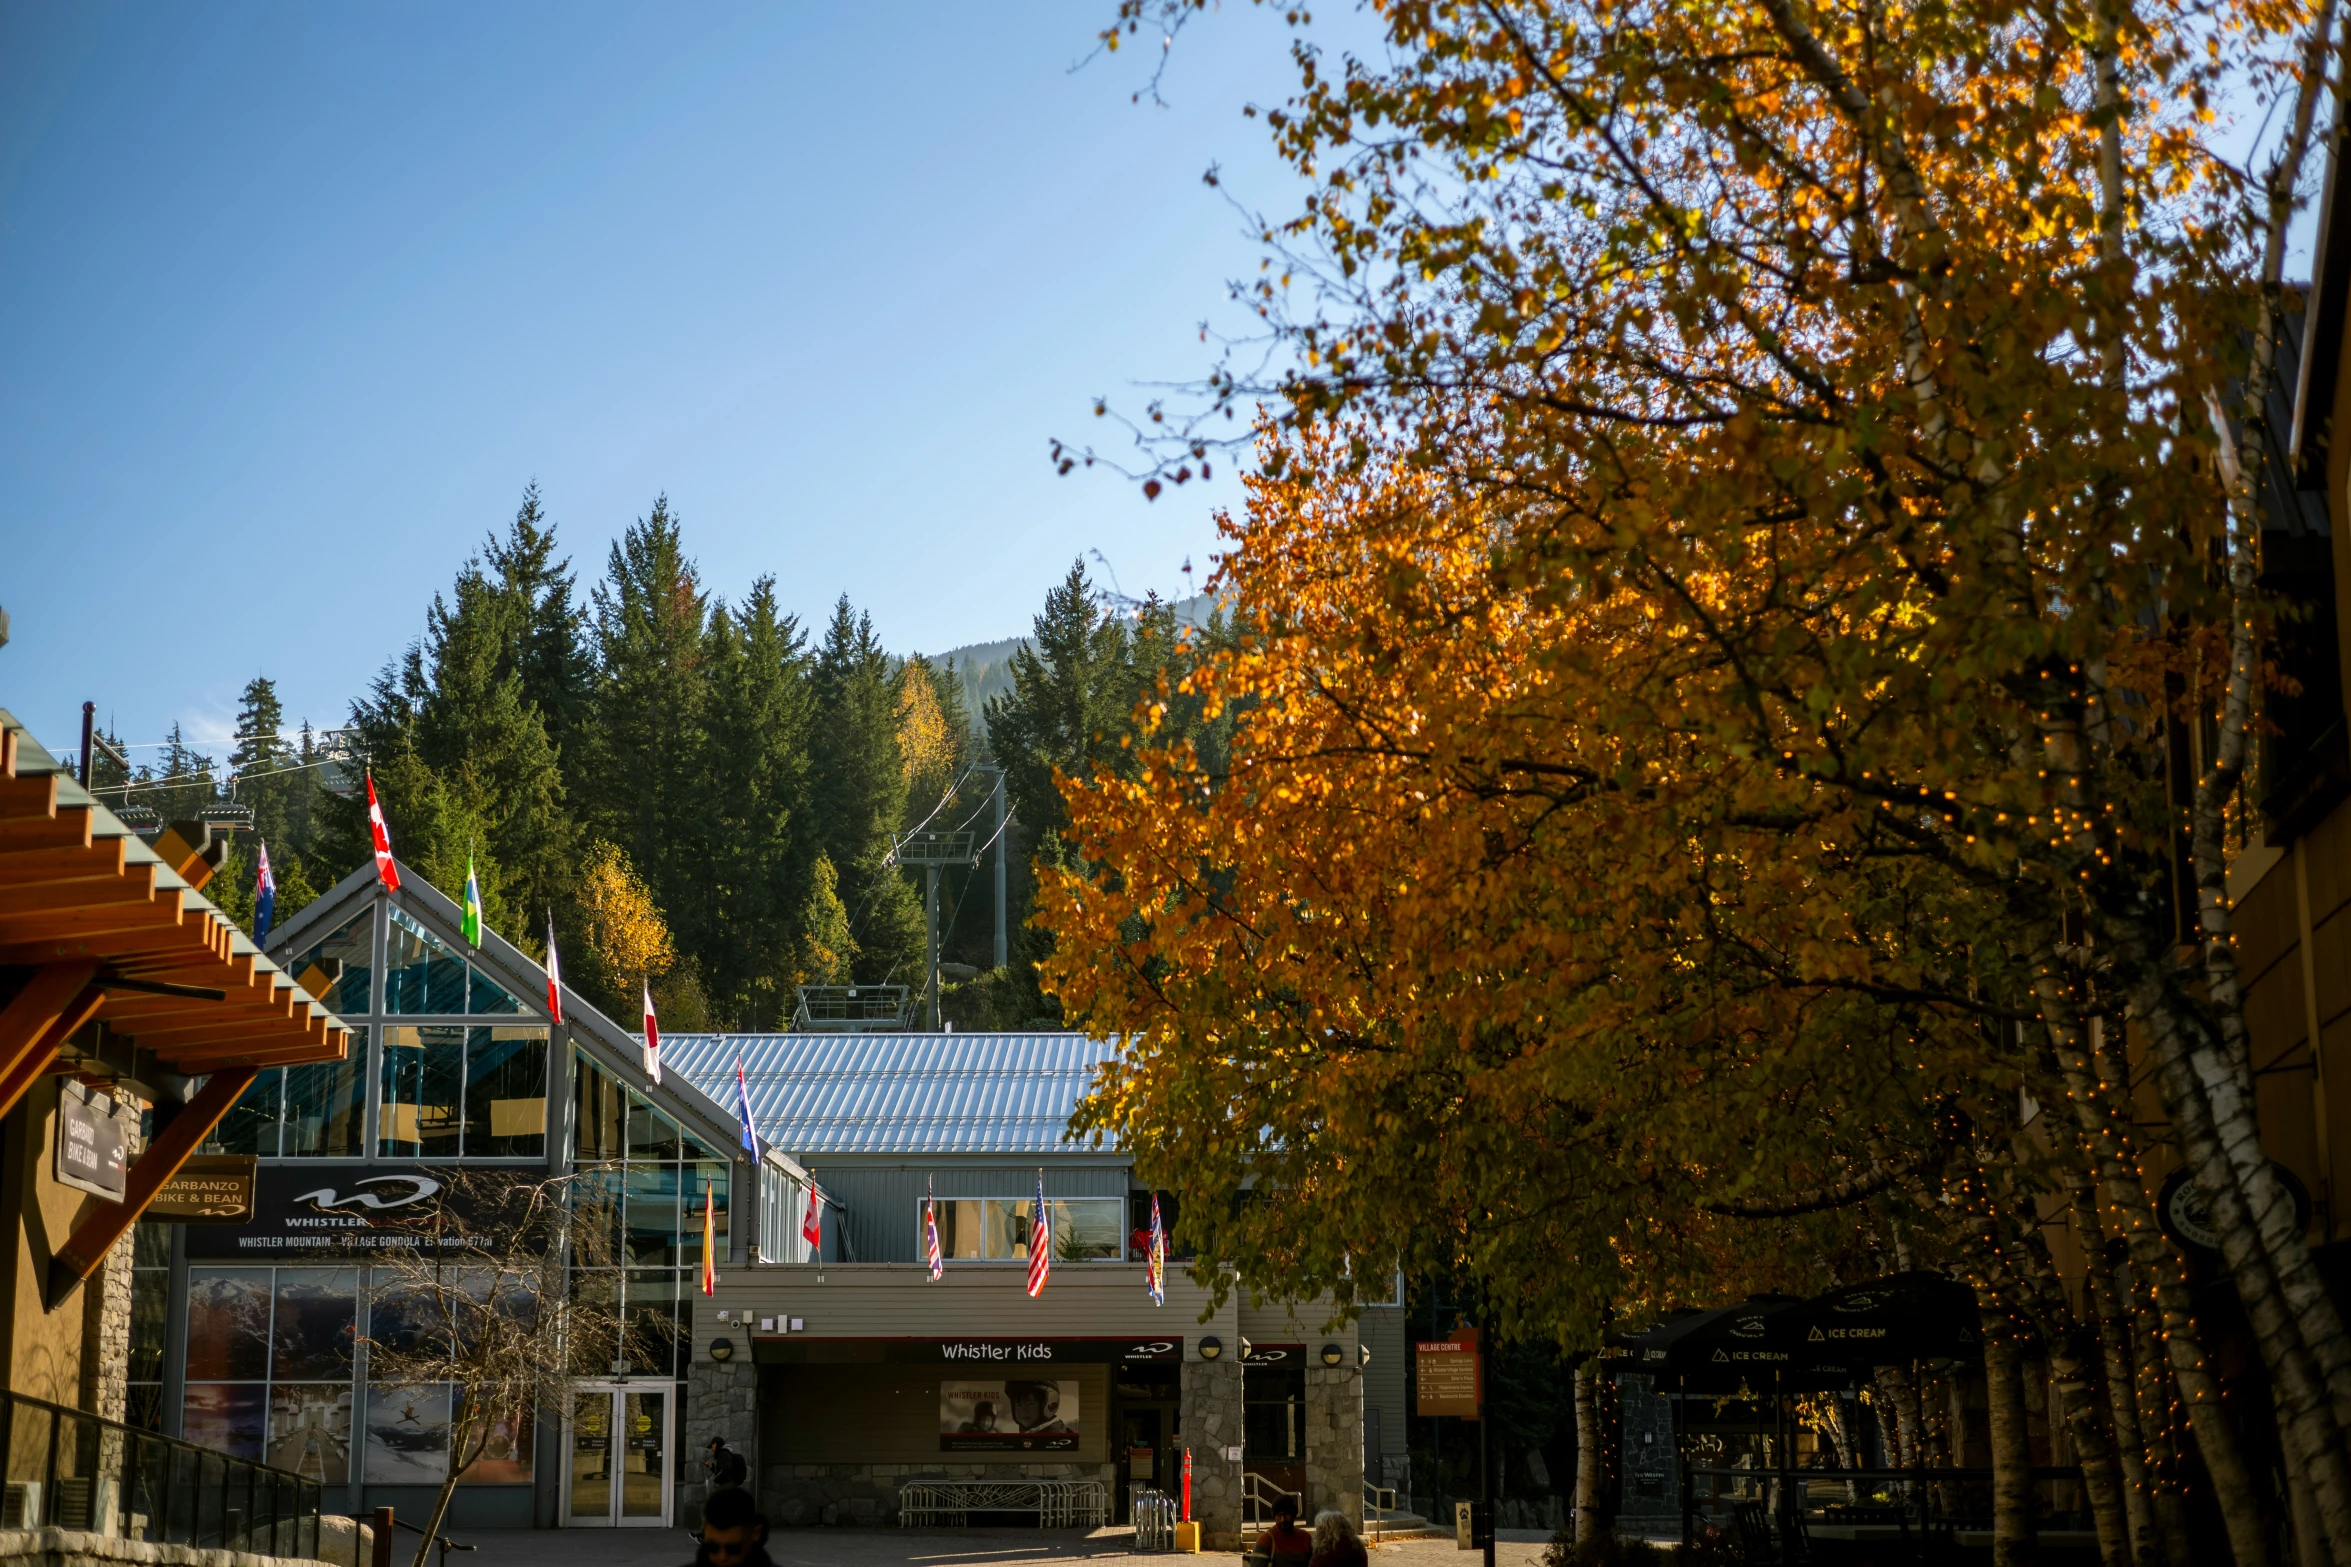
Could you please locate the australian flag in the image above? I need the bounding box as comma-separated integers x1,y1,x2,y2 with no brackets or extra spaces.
734,1055,761,1162
254,841,277,947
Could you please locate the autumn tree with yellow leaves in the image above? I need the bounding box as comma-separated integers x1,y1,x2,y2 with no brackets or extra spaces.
1050,0,2351,1558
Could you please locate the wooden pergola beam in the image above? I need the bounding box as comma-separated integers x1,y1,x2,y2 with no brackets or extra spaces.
0,974,106,1125
0,809,94,854
0,871,158,919
0,839,129,885
0,903,183,943
48,1064,259,1308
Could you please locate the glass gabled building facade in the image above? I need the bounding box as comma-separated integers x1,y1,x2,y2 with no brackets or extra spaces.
128,859,802,1531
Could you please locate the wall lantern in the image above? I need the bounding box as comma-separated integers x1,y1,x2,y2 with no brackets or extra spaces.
709,1337,736,1363
1197,1336,1223,1361
1320,1343,1345,1367
1359,1344,1372,1368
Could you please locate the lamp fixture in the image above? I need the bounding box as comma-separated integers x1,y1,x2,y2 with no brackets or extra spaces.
1359,1344,1372,1368
1320,1343,1345,1367
1197,1336,1223,1361
709,1337,736,1363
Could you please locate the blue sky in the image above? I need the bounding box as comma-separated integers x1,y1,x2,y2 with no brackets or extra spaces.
0,2,1311,758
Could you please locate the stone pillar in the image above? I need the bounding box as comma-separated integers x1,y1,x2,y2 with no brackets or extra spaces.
1181,1354,1244,1544
682,1358,760,1529
1304,1363,1364,1525
79,1094,143,1422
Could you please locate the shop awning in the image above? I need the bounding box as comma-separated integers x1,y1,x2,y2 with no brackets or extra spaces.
1602,1273,1983,1391
0,709,350,1304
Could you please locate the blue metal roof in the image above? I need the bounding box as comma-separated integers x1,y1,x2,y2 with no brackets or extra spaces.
659,1032,1121,1156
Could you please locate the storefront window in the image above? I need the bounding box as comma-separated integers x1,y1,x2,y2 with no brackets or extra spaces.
206,1068,284,1156
1244,1365,1306,1459
463,1026,547,1157
385,908,466,1013
679,1164,728,1266
284,1040,367,1157
923,1197,1125,1261
380,1026,465,1155
289,910,373,1017
127,1223,170,1432
469,967,523,1015
625,1165,681,1266
363,1383,450,1483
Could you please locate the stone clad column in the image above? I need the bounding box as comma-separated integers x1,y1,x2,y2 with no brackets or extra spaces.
1304,1359,1364,1525
683,1357,761,1528
1180,1353,1244,1544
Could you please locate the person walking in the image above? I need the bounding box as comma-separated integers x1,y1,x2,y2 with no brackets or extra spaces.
705,1436,748,1491
1308,1511,1367,1567
683,1486,772,1567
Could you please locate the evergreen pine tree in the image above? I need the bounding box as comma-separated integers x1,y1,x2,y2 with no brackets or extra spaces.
481,482,593,763
808,597,923,987
701,576,813,1028
584,497,713,980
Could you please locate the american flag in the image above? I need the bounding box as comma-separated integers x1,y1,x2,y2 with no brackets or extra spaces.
365,774,401,890
925,1178,944,1282
1026,1170,1051,1298
1146,1193,1167,1307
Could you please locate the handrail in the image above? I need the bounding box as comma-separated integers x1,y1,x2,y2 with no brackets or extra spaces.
1240,1470,1301,1534
389,1512,478,1567
0,1386,319,1557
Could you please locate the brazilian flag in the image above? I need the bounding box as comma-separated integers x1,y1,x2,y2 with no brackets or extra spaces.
462,854,483,946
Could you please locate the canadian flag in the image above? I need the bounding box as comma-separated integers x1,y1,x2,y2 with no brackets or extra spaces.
544,911,564,1024
801,1179,823,1248
641,979,663,1085
365,774,401,891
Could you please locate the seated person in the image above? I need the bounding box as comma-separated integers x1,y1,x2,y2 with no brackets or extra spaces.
1251,1494,1315,1567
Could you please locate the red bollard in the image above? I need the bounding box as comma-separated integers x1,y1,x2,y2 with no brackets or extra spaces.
371,1507,393,1567
1181,1448,1192,1521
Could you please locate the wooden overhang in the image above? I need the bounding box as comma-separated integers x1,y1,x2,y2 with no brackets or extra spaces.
0,709,350,1305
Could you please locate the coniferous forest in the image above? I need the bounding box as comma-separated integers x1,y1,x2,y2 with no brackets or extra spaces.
93,483,1233,1032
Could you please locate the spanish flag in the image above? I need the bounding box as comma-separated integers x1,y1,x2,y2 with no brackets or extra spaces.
701,1181,718,1296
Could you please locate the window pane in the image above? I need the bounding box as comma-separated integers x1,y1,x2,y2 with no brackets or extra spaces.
204,1069,281,1157
385,908,465,1013
571,1169,625,1268
130,1269,169,1382
468,965,522,1015
575,1053,625,1162
1052,1199,1124,1261
938,1199,984,1259
465,1026,547,1157
366,1284,446,1373
624,1166,680,1266
272,1269,358,1380
284,1039,367,1157
186,1270,271,1380
986,1199,1026,1260
134,1220,171,1268
267,1384,352,1484
626,1269,681,1378
184,1383,266,1461
627,1093,681,1160
125,1385,164,1434
457,1399,534,1484
379,1026,464,1156
680,1165,728,1268
363,1384,450,1483
288,910,372,1017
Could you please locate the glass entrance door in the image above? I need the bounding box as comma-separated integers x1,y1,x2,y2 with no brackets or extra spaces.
565,1384,672,1526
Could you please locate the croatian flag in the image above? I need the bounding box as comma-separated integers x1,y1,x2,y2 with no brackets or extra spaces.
254,841,277,946
365,774,401,890
1146,1193,1167,1307
641,980,663,1086
735,1055,760,1161
925,1178,944,1282
1026,1170,1051,1298
543,912,564,1024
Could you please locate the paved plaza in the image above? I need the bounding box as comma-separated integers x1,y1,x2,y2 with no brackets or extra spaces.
439,1526,1563,1567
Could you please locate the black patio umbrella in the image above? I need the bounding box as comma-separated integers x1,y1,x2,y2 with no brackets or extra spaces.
1781,1271,1981,1368
1604,1296,1860,1392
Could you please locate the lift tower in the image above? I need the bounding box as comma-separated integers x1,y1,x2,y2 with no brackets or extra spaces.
887,827,977,1030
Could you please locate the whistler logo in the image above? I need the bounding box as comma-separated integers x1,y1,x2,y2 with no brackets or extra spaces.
290,1175,442,1215
941,1342,1053,1361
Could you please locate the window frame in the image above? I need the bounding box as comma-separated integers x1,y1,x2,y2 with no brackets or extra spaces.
914,1195,1128,1264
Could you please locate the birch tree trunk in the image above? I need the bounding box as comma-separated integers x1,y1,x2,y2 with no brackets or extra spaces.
1573,1363,1602,1543
1983,1302,2041,1567
2076,1190,2160,1566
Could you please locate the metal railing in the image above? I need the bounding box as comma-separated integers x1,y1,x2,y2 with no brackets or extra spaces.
897,1478,1109,1528
0,1388,320,1556
1133,1488,1179,1550
1240,1470,1301,1534
1363,1481,1403,1537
